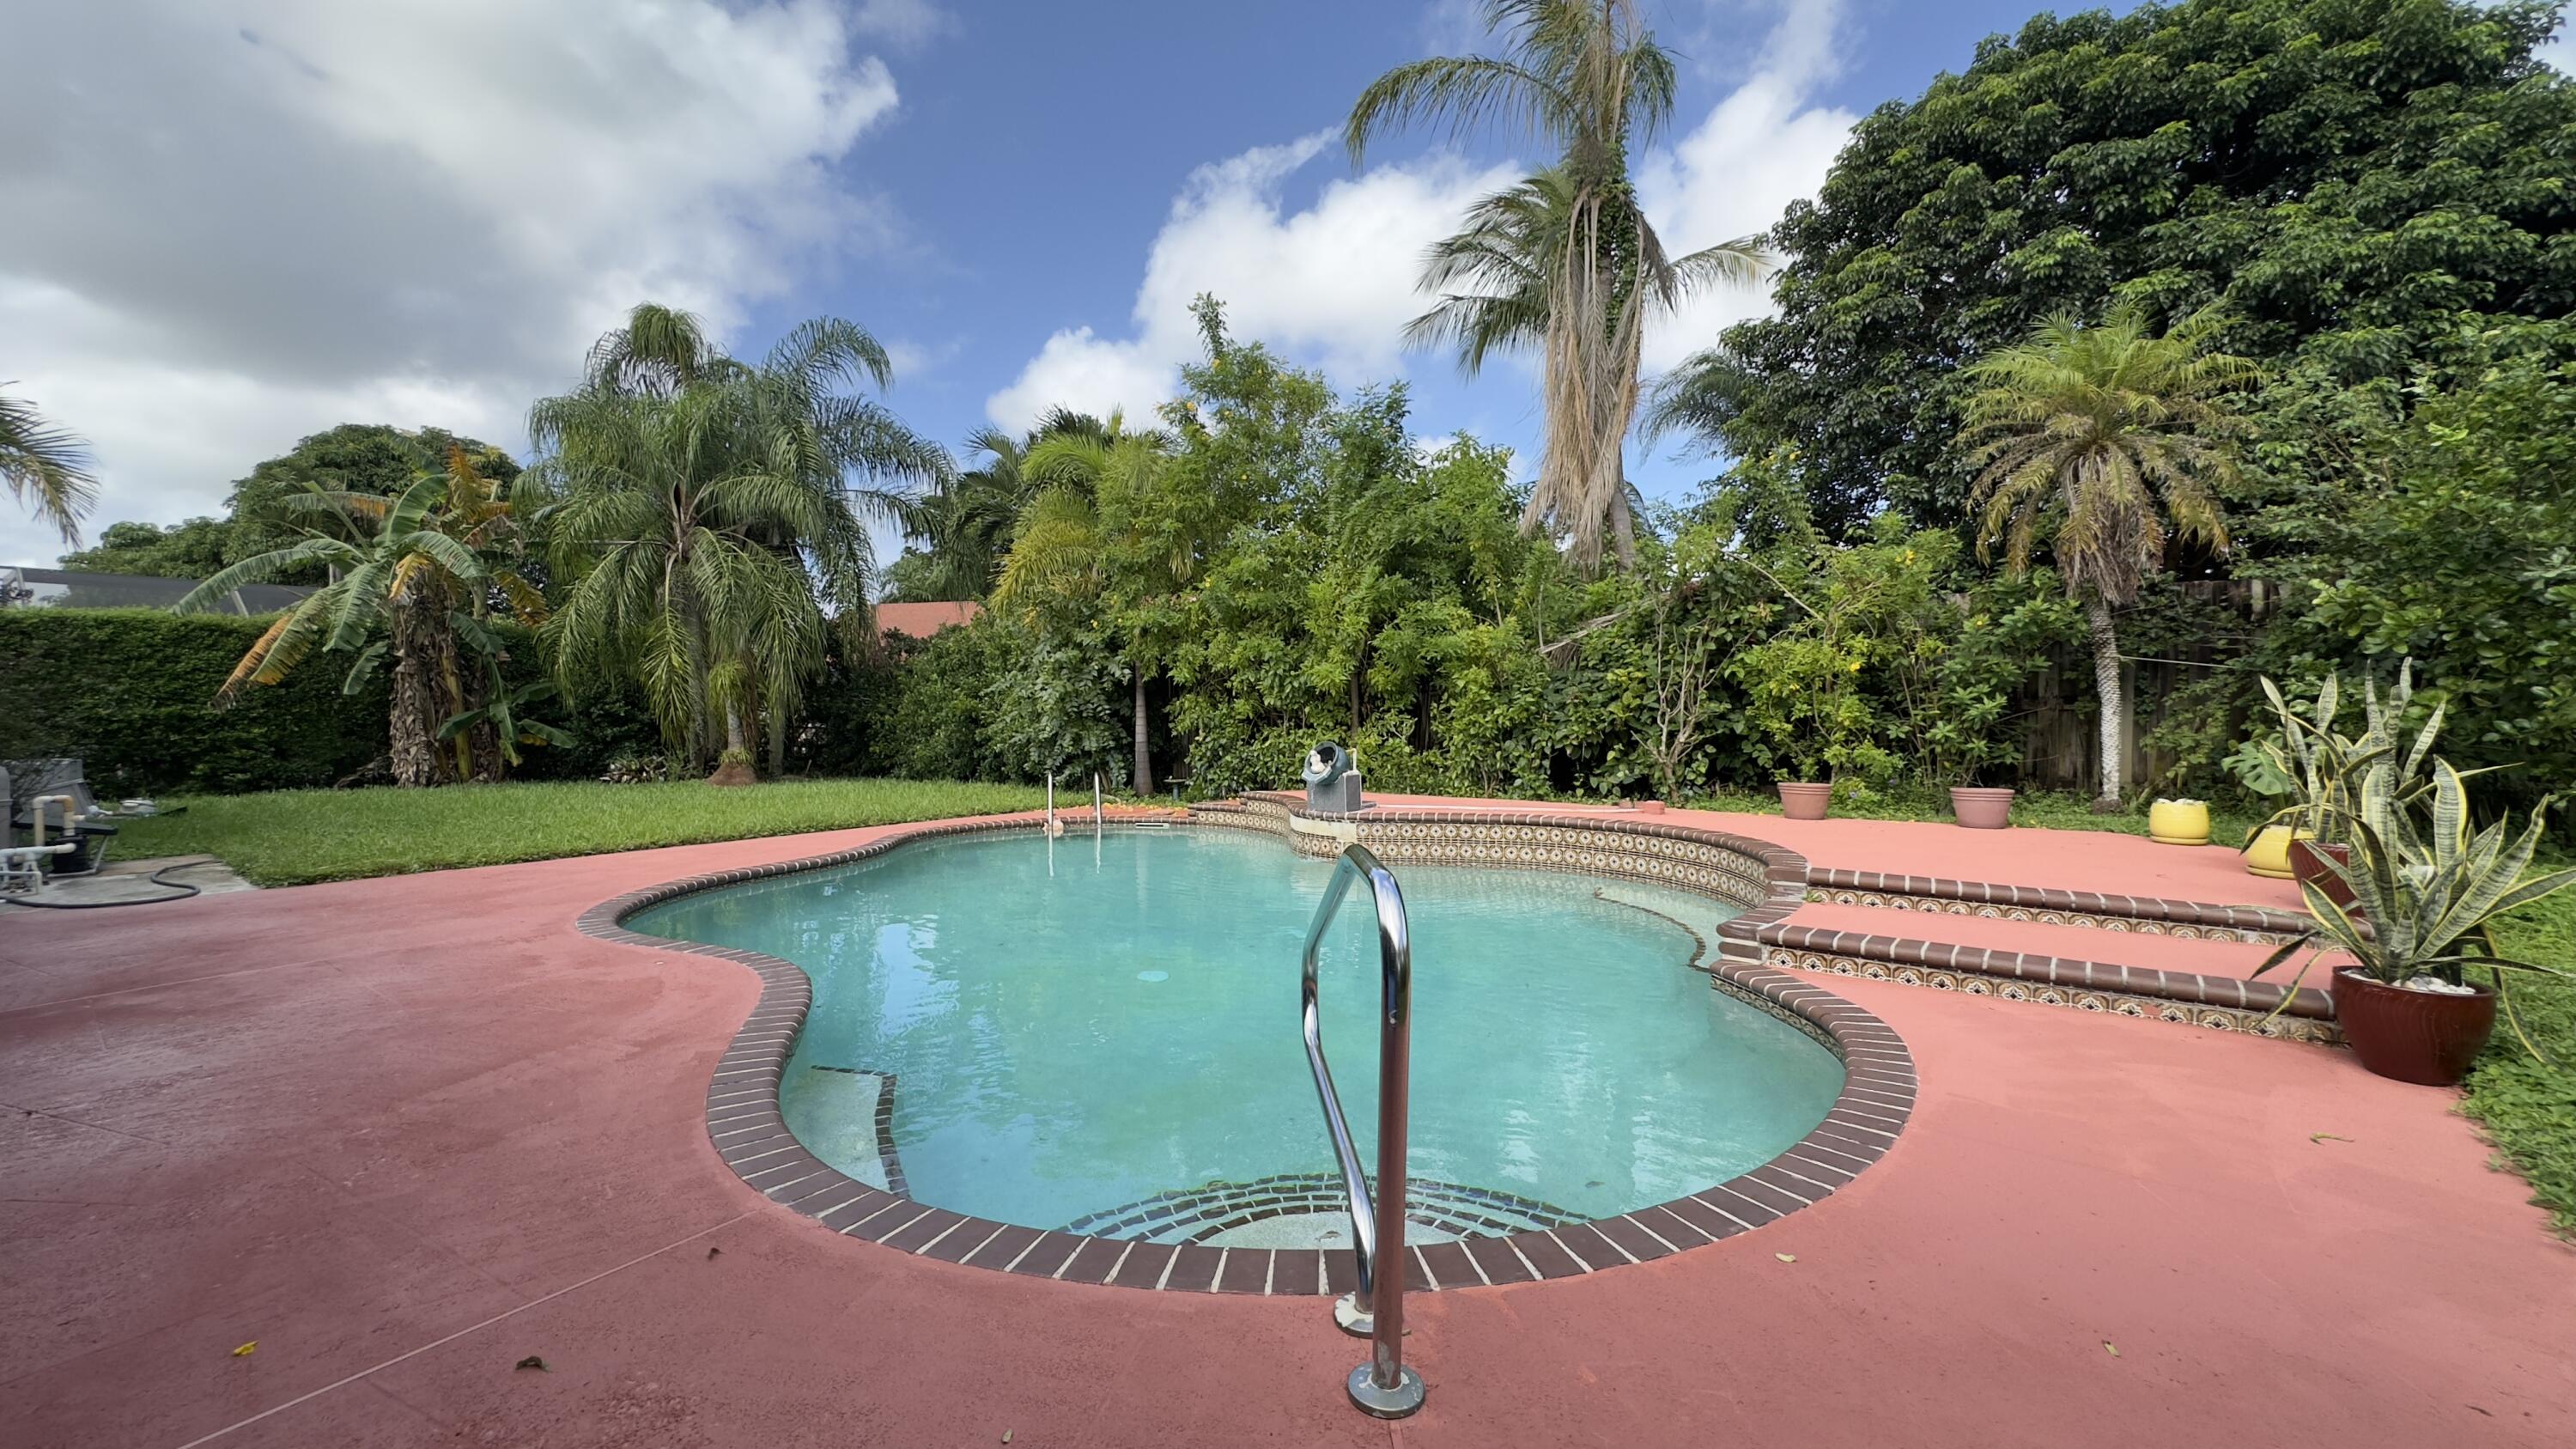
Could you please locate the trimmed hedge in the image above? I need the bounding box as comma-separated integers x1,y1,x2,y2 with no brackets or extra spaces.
0,609,389,795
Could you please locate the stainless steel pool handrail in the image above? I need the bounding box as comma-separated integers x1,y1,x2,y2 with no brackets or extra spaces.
1299,842,1425,1419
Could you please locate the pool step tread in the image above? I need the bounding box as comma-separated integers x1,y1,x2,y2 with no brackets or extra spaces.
1060,1173,1586,1245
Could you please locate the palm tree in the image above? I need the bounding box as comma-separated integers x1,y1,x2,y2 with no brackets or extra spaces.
1957,304,2255,808
176,450,543,785
909,409,1111,600
2,387,99,545
529,305,946,775
992,422,1182,792
1347,0,1765,572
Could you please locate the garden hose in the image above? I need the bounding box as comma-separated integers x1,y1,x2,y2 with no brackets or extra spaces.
1,859,206,910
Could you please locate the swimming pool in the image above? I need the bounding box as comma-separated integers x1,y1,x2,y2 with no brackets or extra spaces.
629,825,1845,1248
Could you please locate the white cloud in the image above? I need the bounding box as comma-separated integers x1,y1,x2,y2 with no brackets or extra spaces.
0,0,905,563
986,0,1855,432
851,0,957,52
1636,85,1856,372
987,137,1522,430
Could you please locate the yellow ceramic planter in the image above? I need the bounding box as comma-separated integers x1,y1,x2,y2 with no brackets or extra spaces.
2242,823,2307,880
2148,798,2211,847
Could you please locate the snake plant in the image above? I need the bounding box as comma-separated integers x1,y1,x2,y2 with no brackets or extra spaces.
2239,664,2464,846
2254,758,2576,1054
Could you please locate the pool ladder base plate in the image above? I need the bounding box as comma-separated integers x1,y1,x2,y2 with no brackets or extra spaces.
1346,1363,1426,1419
1332,1291,1371,1338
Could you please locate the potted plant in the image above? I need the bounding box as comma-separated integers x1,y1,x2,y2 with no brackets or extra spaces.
1923,669,2015,829
1737,642,1856,820
2254,763,2574,1086
2148,798,2211,846
2235,666,2449,904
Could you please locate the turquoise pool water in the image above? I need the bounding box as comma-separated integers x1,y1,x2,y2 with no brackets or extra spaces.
630,826,1842,1241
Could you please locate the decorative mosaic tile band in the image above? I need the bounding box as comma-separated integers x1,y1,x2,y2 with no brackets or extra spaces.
1062,1174,1583,1245
580,809,1914,1295
1804,868,2313,942
1722,916,2335,1026
1229,793,1798,913
1749,946,2341,1044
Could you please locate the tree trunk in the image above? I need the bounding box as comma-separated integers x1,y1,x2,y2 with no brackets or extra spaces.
2084,594,2125,809
1131,662,1154,796
766,699,786,779
388,598,441,788
436,639,473,784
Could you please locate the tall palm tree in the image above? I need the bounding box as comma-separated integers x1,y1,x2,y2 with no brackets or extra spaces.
1957,304,2255,808
177,450,543,785
1347,0,1765,572
529,305,945,774
2,387,99,545
992,423,1182,792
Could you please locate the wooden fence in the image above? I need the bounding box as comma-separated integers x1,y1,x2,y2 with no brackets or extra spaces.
2013,580,2277,795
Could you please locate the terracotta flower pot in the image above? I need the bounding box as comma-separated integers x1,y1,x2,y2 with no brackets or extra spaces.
2330,970,2496,1087
2287,838,2358,910
1950,786,2015,830
1776,782,1832,820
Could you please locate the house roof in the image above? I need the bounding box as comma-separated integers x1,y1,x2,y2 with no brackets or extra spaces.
0,566,313,615
873,600,980,638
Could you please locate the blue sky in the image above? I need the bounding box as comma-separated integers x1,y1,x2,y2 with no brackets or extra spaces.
3,1,2135,569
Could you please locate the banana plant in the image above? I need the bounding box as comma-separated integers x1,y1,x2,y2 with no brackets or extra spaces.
2253,759,2576,1059
436,668,574,772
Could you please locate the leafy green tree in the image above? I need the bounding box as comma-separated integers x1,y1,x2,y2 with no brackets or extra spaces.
223,423,521,569
58,517,232,577
528,304,944,775
2,387,97,545
1957,305,2255,806
1347,0,1763,572
2283,330,2576,812
1683,0,2575,531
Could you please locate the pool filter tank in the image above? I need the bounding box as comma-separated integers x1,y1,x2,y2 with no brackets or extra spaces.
1302,741,1365,813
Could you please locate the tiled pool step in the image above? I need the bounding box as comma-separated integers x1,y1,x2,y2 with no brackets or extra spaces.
1062,1174,1583,1245
1197,795,2343,1046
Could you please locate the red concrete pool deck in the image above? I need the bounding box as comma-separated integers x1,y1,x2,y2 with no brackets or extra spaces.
3,812,2570,1449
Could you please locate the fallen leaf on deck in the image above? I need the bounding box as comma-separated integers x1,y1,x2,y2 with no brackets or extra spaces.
707,1247,722,1259
231,1342,256,1357
1775,1253,1795,1263
2309,1133,2353,1144
2104,1342,2119,1357
1002,1432,1012,1443
515,1355,550,1372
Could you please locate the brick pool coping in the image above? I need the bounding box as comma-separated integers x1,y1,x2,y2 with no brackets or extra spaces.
575,811,1916,1294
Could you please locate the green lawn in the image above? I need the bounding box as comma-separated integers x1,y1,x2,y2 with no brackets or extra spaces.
2474,896,2576,1235
114,777,1048,887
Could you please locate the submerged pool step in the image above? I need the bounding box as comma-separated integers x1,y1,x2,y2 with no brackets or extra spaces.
1062,1173,1582,1245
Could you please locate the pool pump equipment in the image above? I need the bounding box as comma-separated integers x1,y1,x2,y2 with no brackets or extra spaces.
1302,741,1366,813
